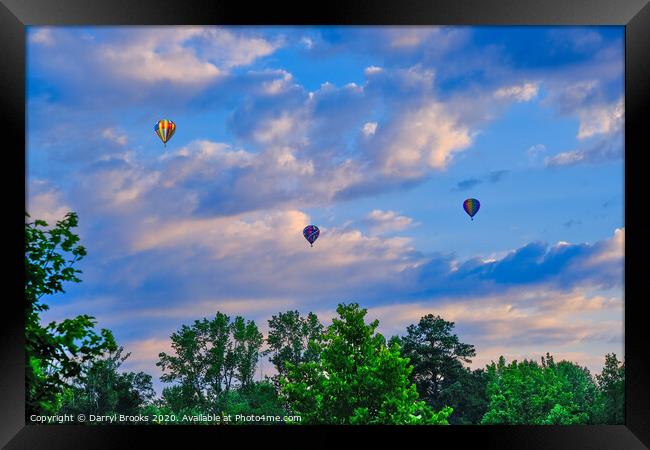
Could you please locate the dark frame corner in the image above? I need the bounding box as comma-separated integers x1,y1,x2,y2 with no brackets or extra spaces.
1,0,648,448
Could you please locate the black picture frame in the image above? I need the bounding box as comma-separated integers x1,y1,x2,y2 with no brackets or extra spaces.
2,0,648,448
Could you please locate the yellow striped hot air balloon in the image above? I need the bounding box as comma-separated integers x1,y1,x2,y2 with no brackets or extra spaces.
154,119,176,147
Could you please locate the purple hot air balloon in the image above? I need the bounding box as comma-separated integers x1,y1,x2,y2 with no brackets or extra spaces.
303,225,320,247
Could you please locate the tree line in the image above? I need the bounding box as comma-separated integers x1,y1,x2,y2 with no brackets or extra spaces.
25,212,625,425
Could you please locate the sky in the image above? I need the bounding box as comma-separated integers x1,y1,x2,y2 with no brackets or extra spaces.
27,26,624,394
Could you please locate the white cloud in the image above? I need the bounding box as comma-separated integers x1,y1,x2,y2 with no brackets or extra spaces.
101,128,128,146
526,143,547,164
199,28,281,69
587,228,624,266
544,149,585,166
272,148,315,175
130,209,309,260
300,36,314,49
378,101,473,177
253,113,298,144
542,80,624,166
260,70,294,95
90,205,423,306
161,140,254,185
362,122,378,136
130,208,417,271
131,298,297,322
30,28,55,46
577,98,624,139
215,64,542,202
389,30,431,48
494,82,539,102
75,156,162,212
541,97,624,167
527,143,546,155
552,80,599,112
146,136,360,215
544,129,622,167
364,209,414,235
120,337,172,375
103,58,217,85
385,27,460,51
102,28,221,84
364,66,383,76
27,180,71,224
96,27,281,86
368,287,622,374
34,60,552,220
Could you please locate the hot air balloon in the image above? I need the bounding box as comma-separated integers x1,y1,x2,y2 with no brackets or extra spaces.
154,119,176,147
463,198,480,220
303,225,320,247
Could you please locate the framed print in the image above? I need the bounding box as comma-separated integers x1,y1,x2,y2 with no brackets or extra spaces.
2,0,649,448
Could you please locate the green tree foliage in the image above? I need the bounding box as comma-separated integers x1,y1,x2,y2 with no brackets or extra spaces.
555,360,598,422
439,368,489,424
394,314,483,423
157,312,263,413
59,346,155,417
231,316,264,390
481,353,593,425
592,353,625,424
150,381,287,425
160,385,199,416
25,212,116,416
280,303,452,424
263,310,323,382
220,381,288,423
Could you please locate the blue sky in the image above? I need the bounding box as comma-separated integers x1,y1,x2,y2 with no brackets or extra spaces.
27,26,624,393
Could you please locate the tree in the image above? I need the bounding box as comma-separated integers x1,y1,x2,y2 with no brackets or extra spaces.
158,315,227,410
158,321,210,409
220,381,288,424
116,370,156,414
555,360,597,423
263,310,323,382
158,384,202,417
280,303,452,424
230,316,264,391
157,312,264,412
394,314,477,418
481,354,591,425
593,353,624,424
59,346,155,417
439,368,488,424
25,212,116,416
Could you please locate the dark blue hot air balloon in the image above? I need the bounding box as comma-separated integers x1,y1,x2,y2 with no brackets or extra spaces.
303,225,320,247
